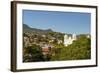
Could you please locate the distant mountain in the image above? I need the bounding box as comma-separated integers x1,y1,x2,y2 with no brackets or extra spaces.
23,24,53,34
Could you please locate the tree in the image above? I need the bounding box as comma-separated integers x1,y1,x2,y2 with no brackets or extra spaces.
23,44,44,62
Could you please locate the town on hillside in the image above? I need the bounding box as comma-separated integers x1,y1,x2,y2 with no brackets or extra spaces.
23,30,91,62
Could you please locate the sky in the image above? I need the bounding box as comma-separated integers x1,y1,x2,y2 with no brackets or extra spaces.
23,10,91,34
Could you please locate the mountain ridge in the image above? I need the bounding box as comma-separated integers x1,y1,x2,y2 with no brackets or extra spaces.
23,24,54,34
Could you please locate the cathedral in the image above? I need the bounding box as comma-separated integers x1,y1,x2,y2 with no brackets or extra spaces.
64,34,76,46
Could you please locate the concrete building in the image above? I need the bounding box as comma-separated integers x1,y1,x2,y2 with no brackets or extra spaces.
64,34,76,46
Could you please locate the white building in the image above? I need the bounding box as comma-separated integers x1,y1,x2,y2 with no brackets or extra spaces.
86,34,90,38
64,34,76,46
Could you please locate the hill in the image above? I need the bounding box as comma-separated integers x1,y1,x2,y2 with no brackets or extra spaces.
23,24,54,34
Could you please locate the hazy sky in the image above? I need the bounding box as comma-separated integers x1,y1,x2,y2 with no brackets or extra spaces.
23,10,91,34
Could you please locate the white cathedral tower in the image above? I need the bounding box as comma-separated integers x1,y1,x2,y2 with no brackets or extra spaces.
64,34,76,46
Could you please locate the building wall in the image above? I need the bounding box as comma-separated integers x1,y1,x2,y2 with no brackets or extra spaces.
64,34,76,46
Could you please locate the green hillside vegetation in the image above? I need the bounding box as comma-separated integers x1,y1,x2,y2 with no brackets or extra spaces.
50,35,91,61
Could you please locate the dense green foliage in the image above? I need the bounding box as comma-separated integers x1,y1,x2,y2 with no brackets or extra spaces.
50,36,91,61
23,44,44,62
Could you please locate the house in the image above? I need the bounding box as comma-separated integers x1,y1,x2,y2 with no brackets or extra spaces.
57,40,63,44
42,45,52,55
23,36,30,47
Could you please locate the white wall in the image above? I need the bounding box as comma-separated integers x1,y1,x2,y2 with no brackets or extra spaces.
0,0,99,73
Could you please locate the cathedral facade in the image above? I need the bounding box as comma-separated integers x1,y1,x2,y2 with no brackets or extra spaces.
64,34,76,46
